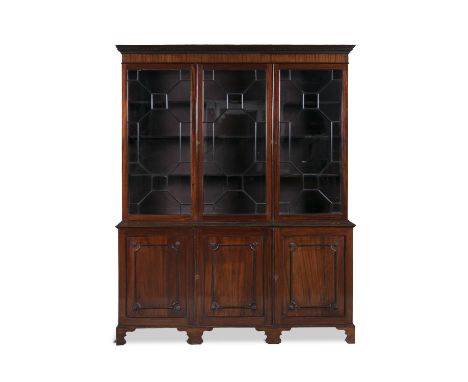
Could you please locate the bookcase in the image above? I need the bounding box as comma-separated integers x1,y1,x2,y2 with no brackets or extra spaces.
116,45,355,345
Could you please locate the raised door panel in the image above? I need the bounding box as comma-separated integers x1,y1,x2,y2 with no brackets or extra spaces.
126,232,192,324
275,229,346,325
197,229,271,325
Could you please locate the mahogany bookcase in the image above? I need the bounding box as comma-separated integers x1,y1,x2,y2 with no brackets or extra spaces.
115,45,355,345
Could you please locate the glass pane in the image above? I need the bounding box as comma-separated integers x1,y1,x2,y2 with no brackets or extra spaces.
279,69,342,214
202,69,266,214
127,69,192,215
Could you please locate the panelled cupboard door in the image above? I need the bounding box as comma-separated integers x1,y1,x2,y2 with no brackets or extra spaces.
197,230,271,325
275,230,346,325
126,232,192,324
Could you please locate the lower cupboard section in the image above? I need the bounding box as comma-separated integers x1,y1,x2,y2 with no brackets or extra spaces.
117,227,354,344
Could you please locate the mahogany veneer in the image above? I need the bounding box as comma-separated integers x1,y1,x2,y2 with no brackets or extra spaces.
116,45,356,345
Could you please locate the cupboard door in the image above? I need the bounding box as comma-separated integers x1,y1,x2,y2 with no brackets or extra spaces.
126,232,192,323
277,68,344,215
197,229,271,325
275,230,345,324
125,67,195,217
200,66,272,217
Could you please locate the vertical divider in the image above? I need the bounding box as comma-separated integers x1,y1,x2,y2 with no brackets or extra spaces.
122,64,128,220
272,65,280,220
266,64,273,220
191,64,199,220
196,65,204,219
342,67,349,219
193,227,198,325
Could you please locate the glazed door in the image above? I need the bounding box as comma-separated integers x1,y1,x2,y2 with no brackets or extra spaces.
275,66,346,218
126,232,193,324
197,229,271,325
125,65,196,219
275,229,345,325
199,66,272,219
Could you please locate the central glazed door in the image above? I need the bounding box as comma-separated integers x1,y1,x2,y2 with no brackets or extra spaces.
197,229,271,326
198,65,272,220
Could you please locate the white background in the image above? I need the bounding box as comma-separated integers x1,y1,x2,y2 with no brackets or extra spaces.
1,0,467,380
